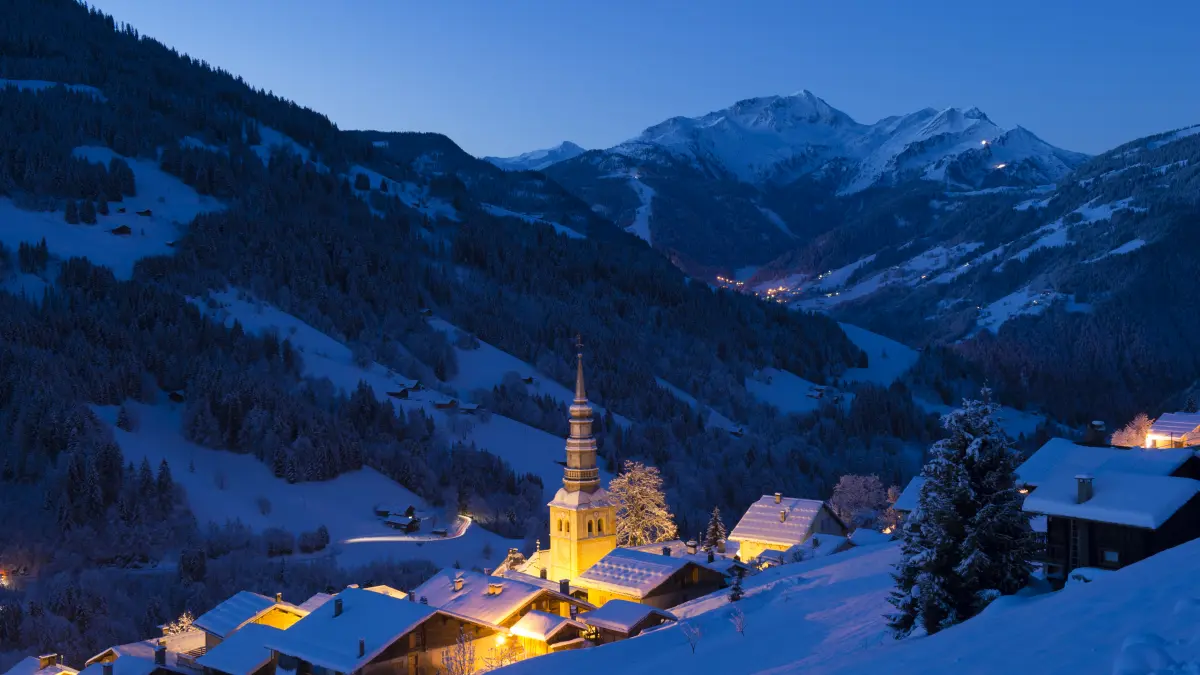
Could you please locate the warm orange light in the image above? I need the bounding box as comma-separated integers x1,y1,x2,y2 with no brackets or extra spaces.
496,633,508,646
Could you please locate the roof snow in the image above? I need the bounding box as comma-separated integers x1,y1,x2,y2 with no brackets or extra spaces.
728,495,828,547
195,623,282,675
80,631,206,675
1015,438,1194,488
193,591,277,639
892,477,925,513
508,610,585,641
574,548,691,598
264,587,435,674
3,657,78,675
626,539,746,575
548,487,612,509
1148,412,1200,438
1022,472,1200,528
296,593,335,613
411,569,578,626
577,599,677,634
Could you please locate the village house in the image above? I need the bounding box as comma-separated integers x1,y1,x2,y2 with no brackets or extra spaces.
506,611,587,656
1144,412,1200,448
576,600,677,645
192,591,306,650
194,624,283,675
80,630,206,675
572,547,728,610
891,477,924,521
3,654,78,675
726,493,847,563
410,569,593,629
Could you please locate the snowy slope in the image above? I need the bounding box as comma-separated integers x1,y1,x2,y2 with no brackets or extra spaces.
481,204,586,239
93,402,515,570
0,146,223,279
484,142,587,172
744,368,824,415
0,78,104,99
654,377,737,431
838,323,918,385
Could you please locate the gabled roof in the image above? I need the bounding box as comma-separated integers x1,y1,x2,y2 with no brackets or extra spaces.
728,495,829,546
574,548,690,599
893,477,925,513
1148,412,1200,438
296,592,335,613
577,599,676,633
1015,438,1193,487
625,540,746,575
193,591,277,639
195,623,282,675
1022,473,1200,529
80,631,205,675
508,610,585,642
363,585,408,600
264,587,435,674
3,657,78,675
411,569,583,626
385,515,415,527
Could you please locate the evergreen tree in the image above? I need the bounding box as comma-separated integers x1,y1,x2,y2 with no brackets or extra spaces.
80,199,97,224
156,459,174,515
354,173,370,190
116,405,133,431
137,457,155,497
97,199,109,216
704,506,727,549
728,566,745,602
1187,395,1198,414
887,389,1036,638
608,460,678,546
379,177,388,192
64,200,79,224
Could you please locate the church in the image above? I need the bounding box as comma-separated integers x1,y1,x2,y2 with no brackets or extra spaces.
505,344,730,610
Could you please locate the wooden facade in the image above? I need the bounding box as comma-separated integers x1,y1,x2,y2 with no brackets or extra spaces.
582,562,726,610
1040,493,1200,583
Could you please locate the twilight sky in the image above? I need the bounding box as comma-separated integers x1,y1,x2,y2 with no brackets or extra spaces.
90,0,1199,158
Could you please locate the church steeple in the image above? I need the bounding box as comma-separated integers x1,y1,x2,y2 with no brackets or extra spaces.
563,335,600,493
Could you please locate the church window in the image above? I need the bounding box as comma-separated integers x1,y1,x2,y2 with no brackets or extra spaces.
557,519,563,533
565,521,570,533
597,519,604,534
587,520,594,536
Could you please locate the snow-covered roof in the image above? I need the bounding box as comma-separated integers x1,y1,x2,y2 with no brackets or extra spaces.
548,487,611,509
728,495,828,546
1022,473,1200,528
577,599,676,634
893,477,925,512
3,656,78,675
625,540,745,575
508,610,585,641
80,630,206,675
384,514,414,526
411,569,581,626
1148,412,1200,438
1015,438,1193,487
264,587,435,674
363,584,408,600
196,623,282,675
574,548,690,598
849,529,894,546
296,592,334,613
193,591,277,638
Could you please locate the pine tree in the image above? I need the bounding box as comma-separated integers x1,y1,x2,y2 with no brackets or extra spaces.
64,200,79,224
156,459,175,515
1187,395,1198,414
80,199,97,224
729,566,745,602
608,460,678,546
138,457,155,497
704,506,727,549
887,389,1037,638
116,405,133,431
97,199,109,216
379,177,388,192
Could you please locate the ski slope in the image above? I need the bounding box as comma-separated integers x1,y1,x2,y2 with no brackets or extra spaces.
93,403,515,571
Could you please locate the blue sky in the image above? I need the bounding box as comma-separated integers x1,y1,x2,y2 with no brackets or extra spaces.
90,0,1199,158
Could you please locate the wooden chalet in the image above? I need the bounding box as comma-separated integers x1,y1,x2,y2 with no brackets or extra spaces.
577,600,676,644
433,399,458,410
136,209,152,217
385,515,420,533
726,493,847,562
573,547,728,610
110,225,131,236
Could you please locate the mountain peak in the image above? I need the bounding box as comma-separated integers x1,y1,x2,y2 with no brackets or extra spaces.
483,140,588,172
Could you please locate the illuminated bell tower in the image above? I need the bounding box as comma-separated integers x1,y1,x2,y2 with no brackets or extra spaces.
547,337,617,583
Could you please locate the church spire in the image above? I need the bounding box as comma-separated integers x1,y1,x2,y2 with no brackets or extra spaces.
563,335,600,493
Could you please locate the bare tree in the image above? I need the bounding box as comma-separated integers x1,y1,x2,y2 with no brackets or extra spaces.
829,474,888,530
162,610,195,635
482,636,524,670
1112,412,1153,447
680,621,702,654
728,606,747,636
443,626,477,675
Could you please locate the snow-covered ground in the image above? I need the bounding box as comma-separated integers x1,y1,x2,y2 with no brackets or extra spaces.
93,403,515,570
0,146,223,280
975,286,1058,333
814,255,876,291
192,291,583,497
838,323,918,386
654,377,737,431
626,175,655,245
915,397,1045,440
0,78,104,99
348,164,458,222
481,204,586,239
744,368,824,415
1086,238,1147,263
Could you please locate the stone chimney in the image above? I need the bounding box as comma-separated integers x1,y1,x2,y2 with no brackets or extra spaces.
717,540,726,553
559,579,570,595
333,597,344,617
408,592,415,602
662,545,672,556
487,582,503,596
774,492,782,504
154,642,166,666
37,656,58,669
1076,474,1095,503
358,638,365,658
483,568,493,577
419,596,428,604
686,540,698,555
780,509,787,523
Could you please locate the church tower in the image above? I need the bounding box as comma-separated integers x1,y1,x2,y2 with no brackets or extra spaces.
547,338,617,583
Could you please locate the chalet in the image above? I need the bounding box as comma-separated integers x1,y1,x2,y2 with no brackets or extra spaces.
577,600,676,645
410,569,593,630
459,403,481,415
418,308,433,317
892,477,925,519
117,207,126,214
430,528,449,538
81,630,205,675
729,426,745,438
165,241,176,248
573,547,727,610
2,655,78,675
506,610,586,656
192,591,305,650
1023,472,1200,585
385,515,420,533
1145,412,1200,448
110,225,132,236
385,390,409,400
136,209,152,217
625,539,750,580
1014,438,1200,494
727,493,847,562
167,390,186,403
194,624,282,675
433,399,458,410
520,376,535,385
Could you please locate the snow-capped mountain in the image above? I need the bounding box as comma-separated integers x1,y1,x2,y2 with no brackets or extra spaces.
483,141,587,172
540,91,1086,273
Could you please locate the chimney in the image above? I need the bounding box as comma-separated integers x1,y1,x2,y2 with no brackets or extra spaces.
408,593,415,602
333,598,344,617
154,643,166,667
358,638,365,658
539,568,548,580
780,509,787,523
483,568,493,577
559,579,570,595
37,656,58,670
686,540,698,555
662,546,671,556
275,592,283,603
103,663,113,675
707,550,715,563
1076,475,1095,503
1083,421,1107,446
717,540,726,553
487,583,503,596
419,596,428,604
774,492,782,504
453,576,464,592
